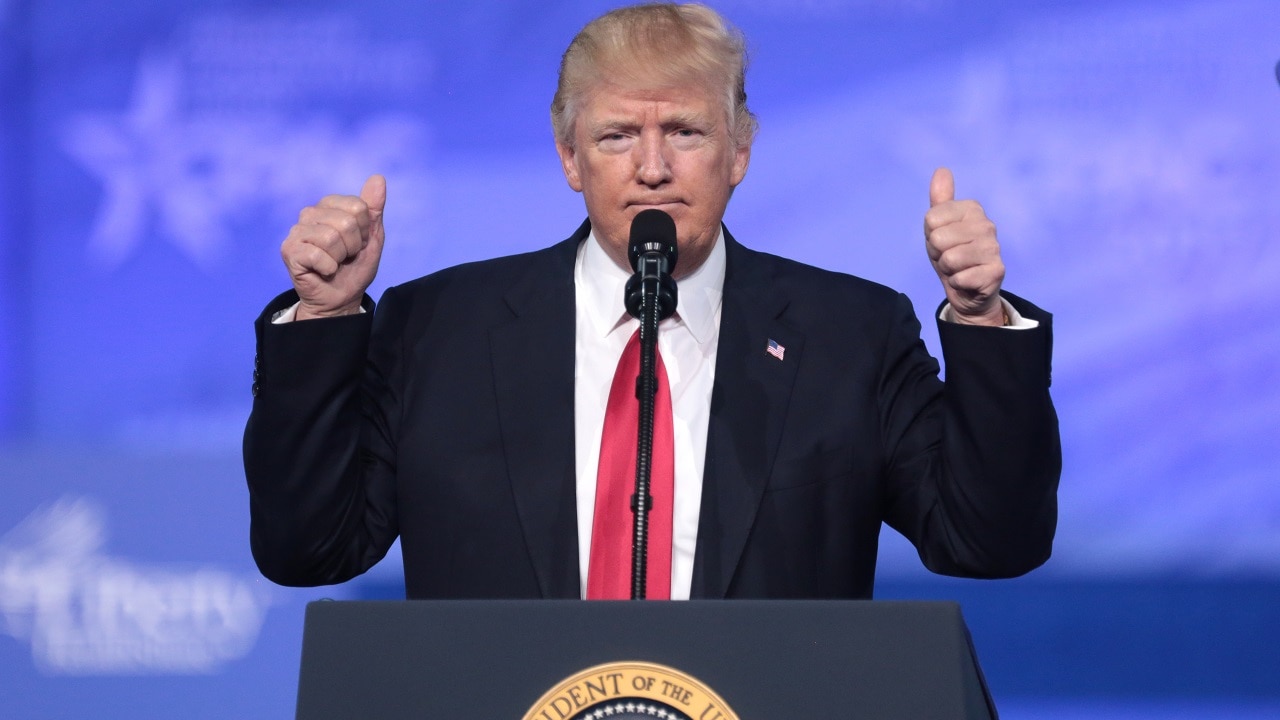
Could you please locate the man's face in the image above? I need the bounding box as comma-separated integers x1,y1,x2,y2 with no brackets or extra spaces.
556,80,750,279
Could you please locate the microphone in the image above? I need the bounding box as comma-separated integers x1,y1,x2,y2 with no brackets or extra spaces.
625,209,679,321
622,209,678,600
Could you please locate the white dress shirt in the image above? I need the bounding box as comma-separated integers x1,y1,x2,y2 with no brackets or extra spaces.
573,229,724,600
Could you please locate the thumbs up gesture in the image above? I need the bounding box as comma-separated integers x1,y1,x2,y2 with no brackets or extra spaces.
923,168,1006,326
281,174,387,321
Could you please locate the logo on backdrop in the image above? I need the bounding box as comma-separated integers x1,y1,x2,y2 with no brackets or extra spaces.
0,496,272,675
59,12,434,272
523,661,739,720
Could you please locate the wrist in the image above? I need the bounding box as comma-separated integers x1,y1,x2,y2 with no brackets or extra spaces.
949,304,1007,327
296,301,363,321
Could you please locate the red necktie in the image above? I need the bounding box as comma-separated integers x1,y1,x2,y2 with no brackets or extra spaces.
587,329,674,600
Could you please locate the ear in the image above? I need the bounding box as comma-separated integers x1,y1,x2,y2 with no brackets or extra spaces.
729,142,751,187
556,140,584,192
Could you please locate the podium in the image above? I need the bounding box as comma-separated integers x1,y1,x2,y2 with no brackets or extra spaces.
296,600,997,719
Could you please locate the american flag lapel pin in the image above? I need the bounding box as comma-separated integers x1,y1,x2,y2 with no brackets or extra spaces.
765,338,785,361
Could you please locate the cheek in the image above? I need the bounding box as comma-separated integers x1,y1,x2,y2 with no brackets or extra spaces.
582,167,629,203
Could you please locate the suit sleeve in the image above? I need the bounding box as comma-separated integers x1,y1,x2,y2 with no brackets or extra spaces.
242,287,406,587
879,291,1060,578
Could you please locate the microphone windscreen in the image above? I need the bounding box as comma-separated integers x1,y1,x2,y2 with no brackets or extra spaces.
628,209,678,272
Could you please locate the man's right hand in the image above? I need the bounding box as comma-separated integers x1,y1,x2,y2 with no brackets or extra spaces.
281,174,386,320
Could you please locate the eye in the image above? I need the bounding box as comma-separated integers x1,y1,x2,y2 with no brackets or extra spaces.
670,127,705,148
596,132,633,152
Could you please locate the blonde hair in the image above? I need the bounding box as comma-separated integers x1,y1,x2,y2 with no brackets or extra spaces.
551,2,758,150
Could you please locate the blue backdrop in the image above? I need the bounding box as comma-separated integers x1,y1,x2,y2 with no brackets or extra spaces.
2,1,1279,717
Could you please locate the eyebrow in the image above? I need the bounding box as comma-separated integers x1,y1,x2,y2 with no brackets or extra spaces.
586,118,638,137
663,111,715,130
586,111,716,137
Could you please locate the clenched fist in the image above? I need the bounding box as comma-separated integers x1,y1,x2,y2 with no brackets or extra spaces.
923,168,1005,326
281,174,387,321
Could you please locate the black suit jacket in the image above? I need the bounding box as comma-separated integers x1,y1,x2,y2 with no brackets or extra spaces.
244,222,1059,599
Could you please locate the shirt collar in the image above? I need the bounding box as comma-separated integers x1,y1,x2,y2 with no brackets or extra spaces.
575,225,725,345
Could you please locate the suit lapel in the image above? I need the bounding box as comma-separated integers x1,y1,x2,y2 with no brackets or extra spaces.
489,224,588,599
691,234,804,598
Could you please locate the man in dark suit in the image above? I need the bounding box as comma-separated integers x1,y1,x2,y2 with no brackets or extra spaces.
244,3,1059,600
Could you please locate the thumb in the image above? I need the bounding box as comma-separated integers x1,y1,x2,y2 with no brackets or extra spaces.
929,167,954,207
360,174,387,222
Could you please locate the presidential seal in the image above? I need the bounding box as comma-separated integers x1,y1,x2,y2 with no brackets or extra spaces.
523,661,738,720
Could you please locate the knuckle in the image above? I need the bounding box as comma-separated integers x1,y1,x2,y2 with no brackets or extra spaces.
320,194,364,215
310,246,337,274
936,251,957,276
931,226,956,250
281,228,306,256
299,243,321,265
318,224,342,248
337,214,360,237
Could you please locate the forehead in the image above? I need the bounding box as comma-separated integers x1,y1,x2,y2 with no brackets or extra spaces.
577,80,723,124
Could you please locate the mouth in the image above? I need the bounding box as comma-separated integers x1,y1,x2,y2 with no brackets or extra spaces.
627,200,685,213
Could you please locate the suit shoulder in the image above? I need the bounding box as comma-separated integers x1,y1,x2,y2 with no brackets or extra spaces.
744,246,907,309
377,234,580,310
388,246,544,296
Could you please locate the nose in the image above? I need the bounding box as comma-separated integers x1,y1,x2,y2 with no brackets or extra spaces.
634,130,672,187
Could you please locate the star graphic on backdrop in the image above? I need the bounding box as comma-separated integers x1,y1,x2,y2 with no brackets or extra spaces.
61,53,229,270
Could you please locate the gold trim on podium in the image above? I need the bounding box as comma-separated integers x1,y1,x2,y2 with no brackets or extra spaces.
524,660,739,720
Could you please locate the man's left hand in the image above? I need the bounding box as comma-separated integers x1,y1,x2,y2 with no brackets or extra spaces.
924,168,1005,326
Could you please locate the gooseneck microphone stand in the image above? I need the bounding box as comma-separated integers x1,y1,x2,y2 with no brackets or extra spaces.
624,210,678,600
630,288,661,600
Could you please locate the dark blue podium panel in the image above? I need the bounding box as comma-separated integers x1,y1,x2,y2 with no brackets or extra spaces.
296,600,995,719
